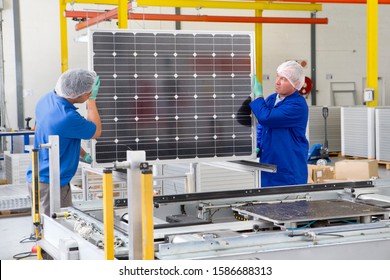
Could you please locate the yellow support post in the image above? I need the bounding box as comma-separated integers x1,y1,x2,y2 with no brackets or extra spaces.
366,0,378,107
59,0,68,73
31,149,40,229
61,1,121,72
31,148,42,259
141,164,154,260
136,0,322,11
255,9,263,84
118,0,128,29
66,0,119,3
36,246,43,260
102,169,115,260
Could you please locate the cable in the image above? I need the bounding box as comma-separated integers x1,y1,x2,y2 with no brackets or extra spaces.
19,233,38,243
12,234,39,260
335,219,358,224
13,251,37,260
286,220,317,231
74,220,94,240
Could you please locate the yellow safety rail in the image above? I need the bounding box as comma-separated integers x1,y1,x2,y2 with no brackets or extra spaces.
31,148,43,260
141,164,154,260
102,169,115,260
366,0,378,107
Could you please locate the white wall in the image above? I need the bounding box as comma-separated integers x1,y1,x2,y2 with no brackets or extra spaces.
316,5,366,106
3,0,61,129
1,1,389,129
2,0,19,129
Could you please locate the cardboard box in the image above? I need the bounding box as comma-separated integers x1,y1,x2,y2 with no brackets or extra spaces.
308,164,335,183
307,172,314,184
335,159,379,180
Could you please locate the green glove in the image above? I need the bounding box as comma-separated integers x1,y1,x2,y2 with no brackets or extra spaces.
253,74,263,98
90,76,100,100
83,153,93,163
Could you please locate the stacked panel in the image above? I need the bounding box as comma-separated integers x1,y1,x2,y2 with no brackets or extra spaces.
341,107,375,158
375,107,390,161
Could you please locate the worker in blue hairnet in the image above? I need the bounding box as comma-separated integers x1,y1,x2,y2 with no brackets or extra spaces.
26,69,102,216
250,61,309,187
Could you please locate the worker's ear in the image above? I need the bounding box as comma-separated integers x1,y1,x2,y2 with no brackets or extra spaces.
236,96,252,126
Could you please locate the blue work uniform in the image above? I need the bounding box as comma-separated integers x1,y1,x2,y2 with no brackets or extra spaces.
26,91,96,187
249,91,309,187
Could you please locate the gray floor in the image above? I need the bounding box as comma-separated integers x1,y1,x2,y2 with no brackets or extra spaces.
0,160,36,260
0,215,36,260
0,174,36,260
1,157,390,260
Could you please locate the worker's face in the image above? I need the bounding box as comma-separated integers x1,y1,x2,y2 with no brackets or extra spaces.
275,74,296,97
73,91,92,103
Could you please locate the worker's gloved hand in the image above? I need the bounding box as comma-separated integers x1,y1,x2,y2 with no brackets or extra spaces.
252,74,263,98
256,148,260,157
90,76,100,100
83,153,93,163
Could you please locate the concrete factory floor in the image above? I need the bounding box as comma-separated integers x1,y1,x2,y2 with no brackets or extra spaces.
1,157,390,260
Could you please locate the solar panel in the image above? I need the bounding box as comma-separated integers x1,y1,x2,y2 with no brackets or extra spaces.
89,30,255,164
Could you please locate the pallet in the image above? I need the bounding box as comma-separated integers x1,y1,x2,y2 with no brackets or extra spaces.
0,209,31,218
0,196,32,218
328,151,342,157
378,161,390,170
339,155,376,160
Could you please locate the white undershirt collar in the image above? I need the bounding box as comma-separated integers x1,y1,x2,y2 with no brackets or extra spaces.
274,94,285,106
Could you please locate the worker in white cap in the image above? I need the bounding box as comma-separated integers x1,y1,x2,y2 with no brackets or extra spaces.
26,69,102,216
250,60,309,187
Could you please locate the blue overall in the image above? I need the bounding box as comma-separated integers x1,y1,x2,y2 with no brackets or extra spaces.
249,91,309,187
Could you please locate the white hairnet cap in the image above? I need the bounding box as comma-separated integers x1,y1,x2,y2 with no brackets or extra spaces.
276,60,305,90
55,69,97,99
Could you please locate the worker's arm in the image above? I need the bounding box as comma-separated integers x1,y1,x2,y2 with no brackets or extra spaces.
250,96,307,129
86,76,102,139
86,99,101,139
